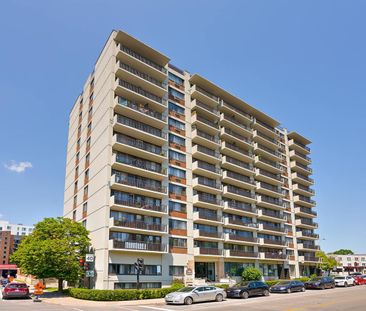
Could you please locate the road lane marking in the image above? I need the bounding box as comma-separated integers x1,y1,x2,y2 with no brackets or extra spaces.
141,306,174,311
72,308,84,311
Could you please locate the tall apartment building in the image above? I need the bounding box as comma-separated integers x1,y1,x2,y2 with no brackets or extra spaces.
63,30,319,290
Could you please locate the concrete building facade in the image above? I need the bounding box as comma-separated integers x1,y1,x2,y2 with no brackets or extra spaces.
63,30,319,290
329,254,366,274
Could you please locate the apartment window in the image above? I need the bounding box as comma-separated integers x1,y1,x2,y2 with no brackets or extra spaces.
82,220,87,228
169,237,187,248
169,266,184,276
355,257,359,261
72,210,76,221
85,153,90,166
169,150,186,162
109,264,162,275
169,118,185,130
73,196,77,206
361,257,365,261
75,166,79,177
168,72,184,86
84,186,88,198
82,203,88,213
88,106,93,116
347,257,351,261
86,137,91,148
169,201,186,213
169,167,186,179
79,98,83,105
114,282,161,289
169,133,185,146
169,88,184,99
79,111,82,119
76,138,81,149
169,219,187,230
169,102,185,115
194,223,217,233
85,169,89,182
77,125,81,136
87,122,92,132
89,92,94,101
90,78,94,87
74,181,78,191
169,184,185,195
76,152,80,162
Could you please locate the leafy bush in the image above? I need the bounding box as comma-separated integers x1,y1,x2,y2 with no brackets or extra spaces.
294,277,310,282
214,284,229,289
265,277,310,287
265,280,280,287
242,267,262,281
68,283,183,301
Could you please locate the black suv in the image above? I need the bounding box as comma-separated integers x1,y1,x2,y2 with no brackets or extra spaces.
226,281,270,299
305,277,335,289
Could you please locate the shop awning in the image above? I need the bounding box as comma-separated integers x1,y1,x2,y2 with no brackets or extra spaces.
0,264,17,270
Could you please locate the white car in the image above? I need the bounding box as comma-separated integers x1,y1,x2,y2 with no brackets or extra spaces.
334,276,355,287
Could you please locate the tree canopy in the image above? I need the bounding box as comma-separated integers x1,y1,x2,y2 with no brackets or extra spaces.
316,251,339,272
332,249,354,255
11,217,90,290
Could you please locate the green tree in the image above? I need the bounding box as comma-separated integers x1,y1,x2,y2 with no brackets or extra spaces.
11,217,90,291
242,267,262,282
316,251,338,273
332,249,354,255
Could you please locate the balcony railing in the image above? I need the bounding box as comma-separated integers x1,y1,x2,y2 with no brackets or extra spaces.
223,127,248,142
226,185,255,199
197,211,222,222
229,250,258,258
264,252,287,259
220,101,253,120
112,239,166,252
113,196,167,213
115,153,164,174
115,134,165,156
226,170,254,184
194,129,220,143
119,62,166,88
119,45,167,74
303,255,318,262
228,235,258,243
194,160,221,174
291,150,311,162
256,143,281,157
117,97,164,121
255,130,277,144
195,100,219,115
195,86,219,101
297,195,316,205
260,209,284,219
223,115,252,132
260,195,284,207
296,184,315,194
228,218,258,228
261,224,286,233
258,182,282,194
195,145,220,158
257,156,280,169
196,177,222,189
199,248,223,255
292,140,310,152
225,200,256,213
254,119,275,132
296,173,314,183
114,173,166,193
116,115,166,139
198,230,222,238
298,218,318,227
225,156,253,171
113,219,166,232
300,231,319,239
118,79,165,105
197,193,222,206
302,243,320,250
194,113,219,129
225,142,252,157
257,169,282,181
296,162,313,173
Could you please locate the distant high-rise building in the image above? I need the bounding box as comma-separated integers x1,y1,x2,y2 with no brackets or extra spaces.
63,30,319,290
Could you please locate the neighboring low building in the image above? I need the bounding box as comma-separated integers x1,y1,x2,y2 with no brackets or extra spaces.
329,254,366,274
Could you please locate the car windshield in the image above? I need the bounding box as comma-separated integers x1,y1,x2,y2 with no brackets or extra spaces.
311,277,322,281
8,284,27,289
276,282,291,286
334,277,345,280
177,287,196,292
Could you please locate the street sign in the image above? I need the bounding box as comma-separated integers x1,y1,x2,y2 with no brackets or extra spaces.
85,254,95,262
86,270,95,277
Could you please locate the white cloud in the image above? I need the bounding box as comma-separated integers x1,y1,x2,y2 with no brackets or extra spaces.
4,161,33,173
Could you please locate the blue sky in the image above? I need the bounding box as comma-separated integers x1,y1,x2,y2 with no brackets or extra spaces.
0,0,365,253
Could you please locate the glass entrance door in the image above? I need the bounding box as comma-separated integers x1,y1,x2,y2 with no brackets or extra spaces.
195,262,216,281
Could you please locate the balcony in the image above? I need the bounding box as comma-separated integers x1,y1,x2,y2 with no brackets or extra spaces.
254,143,281,161
223,185,256,204
289,150,311,165
117,44,167,80
193,211,223,225
260,252,287,260
254,156,282,174
114,114,167,146
112,153,166,181
259,238,286,247
110,195,167,216
169,108,185,121
112,134,166,163
220,127,253,149
109,218,167,234
256,182,283,198
219,101,253,124
257,195,284,210
224,233,259,245
288,139,310,154
291,172,314,186
221,155,254,176
253,130,279,150
194,247,223,257
192,161,221,179
253,119,277,138
193,193,223,209
192,145,221,165
111,174,167,199
115,79,166,109
292,183,315,197
190,85,219,107
296,231,319,240
259,224,286,235
299,255,318,263
191,128,220,149
193,229,223,241
225,249,259,259
116,62,167,97
223,217,259,231
168,79,184,91
223,200,257,216
297,243,320,251
192,177,222,195
109,239,167,253
255,169,282,185
221,141,254,163
294,206,317,218
191,99,220,119
114,97,166,129
295,218,318,229
222,170,256,190
191,112,219,135
257,209,286,223
220,113,252,137
293,195,316,208
290,161,313,175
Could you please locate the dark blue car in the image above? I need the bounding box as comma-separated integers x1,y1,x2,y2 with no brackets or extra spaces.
270,280,305,293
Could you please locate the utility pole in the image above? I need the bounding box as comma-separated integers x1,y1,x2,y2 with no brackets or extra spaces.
134,258,144,290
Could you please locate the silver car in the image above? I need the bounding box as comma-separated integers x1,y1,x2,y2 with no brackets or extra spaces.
165,285,226,305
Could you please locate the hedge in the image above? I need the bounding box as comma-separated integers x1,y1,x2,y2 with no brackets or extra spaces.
67,284,184,301
265,277,310,287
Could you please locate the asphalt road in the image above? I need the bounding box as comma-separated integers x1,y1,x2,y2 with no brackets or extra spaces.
1,285,366,311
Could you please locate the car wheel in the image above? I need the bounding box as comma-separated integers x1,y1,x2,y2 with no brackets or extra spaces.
263,289,270,296
241,291,249,299
184,297,193,305
215,294,223,302
344,282,348,287
301,287,305,292
287,288,291,294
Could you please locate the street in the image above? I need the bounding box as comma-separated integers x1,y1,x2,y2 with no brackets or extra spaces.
1,285,366,311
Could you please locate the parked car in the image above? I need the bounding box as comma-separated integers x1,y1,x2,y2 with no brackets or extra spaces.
353,276,366,285
226,281,270,299
2,282,30,299
0,279,9,287
165,286,226,305
305,277,335,289
270,280,305,293
334,276,355,287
